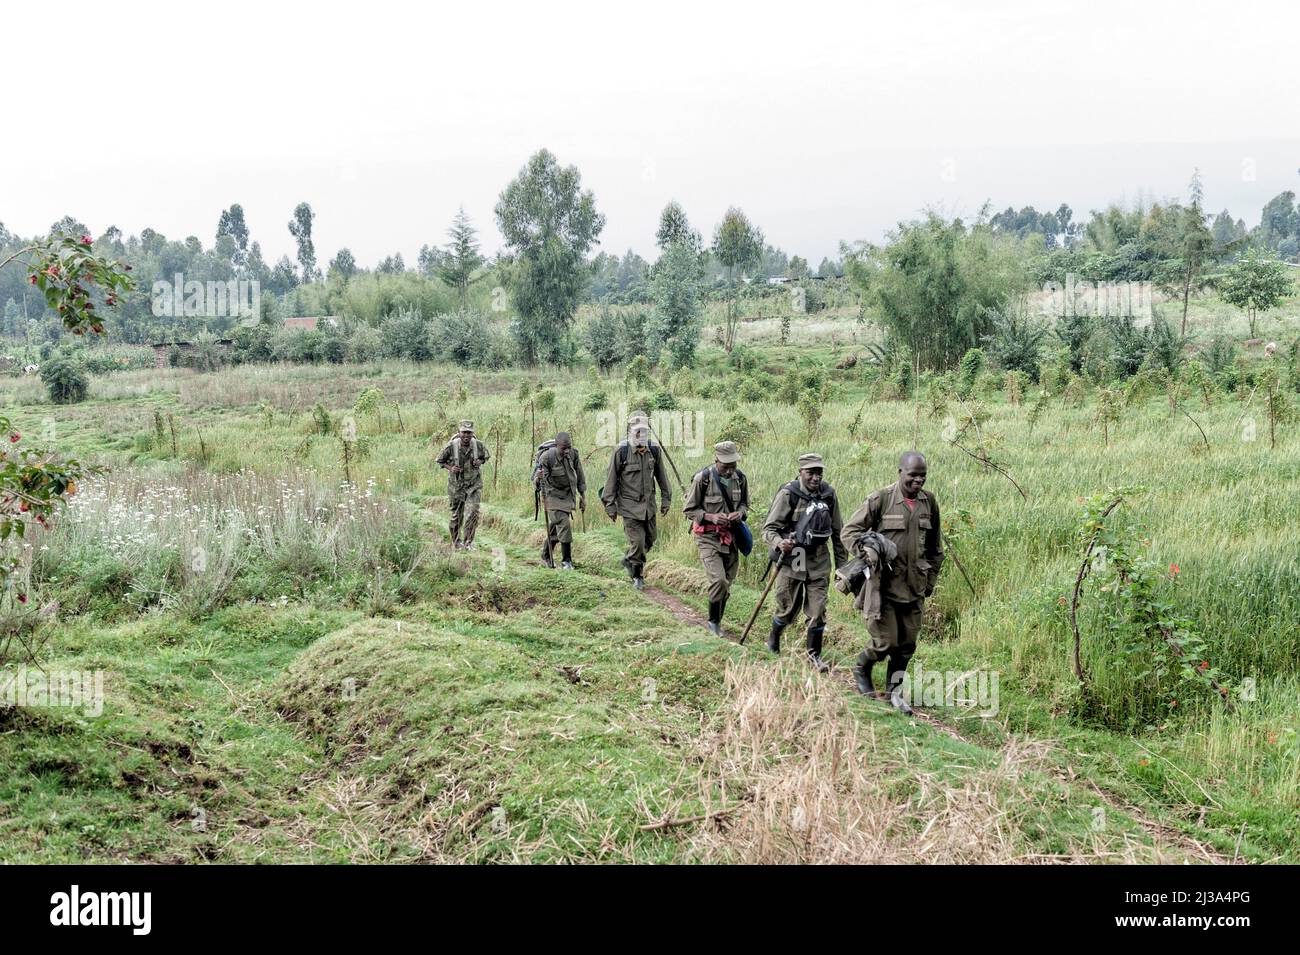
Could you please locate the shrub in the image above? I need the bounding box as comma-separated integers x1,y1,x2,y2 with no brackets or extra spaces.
40,356,89,404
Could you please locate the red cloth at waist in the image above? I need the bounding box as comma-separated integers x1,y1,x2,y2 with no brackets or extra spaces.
693,521,733,546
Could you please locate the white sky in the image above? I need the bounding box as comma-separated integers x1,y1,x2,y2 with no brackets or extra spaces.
3,0,1298,267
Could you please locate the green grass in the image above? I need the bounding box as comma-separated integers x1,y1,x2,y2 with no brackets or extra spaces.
1,295,1297,862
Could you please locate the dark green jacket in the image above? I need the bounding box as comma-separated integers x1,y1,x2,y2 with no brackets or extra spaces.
841,481,944,603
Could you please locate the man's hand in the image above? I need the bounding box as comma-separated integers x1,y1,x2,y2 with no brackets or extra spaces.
579,495,587,511
660,501,670,516
778,538,795,554
724,511,742,523
450,465,463,474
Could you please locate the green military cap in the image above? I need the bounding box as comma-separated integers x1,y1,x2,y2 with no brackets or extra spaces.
458,420,474,433
798,452,824,470
714,441,740,464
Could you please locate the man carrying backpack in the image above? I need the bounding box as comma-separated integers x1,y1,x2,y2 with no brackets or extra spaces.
601,415,672,591
841,451,944,713
534,431,586,570
760,453,848,671
683,440,750,636
435,420,490,550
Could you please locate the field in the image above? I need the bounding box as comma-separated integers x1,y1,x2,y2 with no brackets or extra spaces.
0,294,1297,864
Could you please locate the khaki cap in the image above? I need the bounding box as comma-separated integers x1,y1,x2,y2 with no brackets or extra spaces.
798,452,824,470
458,420,474,433
714,441,741,464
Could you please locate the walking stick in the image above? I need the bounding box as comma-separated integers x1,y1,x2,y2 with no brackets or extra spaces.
643,419,686,494
740,551,785,645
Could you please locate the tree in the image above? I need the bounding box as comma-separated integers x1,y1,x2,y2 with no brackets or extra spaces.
788,255,810,280
1219,248,1292,338
845,213,1029,369
495,149,606,363
376,253,405,275
711,207,763,352
328,248,357,282
649,242,705,366
216,204,250,268
288,202,318,283
40,356,89,403
1156,171,1216,336
438,206,485,307
655,201,701,253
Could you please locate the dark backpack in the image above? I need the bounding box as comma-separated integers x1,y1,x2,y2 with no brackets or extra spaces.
784,481,835,549
533,440,557,475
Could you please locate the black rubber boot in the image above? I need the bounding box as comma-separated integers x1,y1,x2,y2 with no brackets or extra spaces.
887,654,913,714
560,542,574,570
706,600,722,637
767,617,786,654
806,625,829,673
852,652,876,696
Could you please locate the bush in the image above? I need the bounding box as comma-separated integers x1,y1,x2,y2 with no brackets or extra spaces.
40,356,89,404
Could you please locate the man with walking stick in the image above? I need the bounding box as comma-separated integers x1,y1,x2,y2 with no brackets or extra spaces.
759,453,848,671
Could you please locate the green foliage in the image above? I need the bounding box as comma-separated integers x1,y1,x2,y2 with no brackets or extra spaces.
17,234,134,336
957,347,985,398
649,242,705,367
582,390,607,411
983,305,1047,378
1219,248,1293,338
715,411,759,447
496,150,606,363
40,356,89,404
845,213,1029,369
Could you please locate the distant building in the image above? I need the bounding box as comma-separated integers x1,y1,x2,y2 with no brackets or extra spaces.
149,339,233,369
282,316,340,331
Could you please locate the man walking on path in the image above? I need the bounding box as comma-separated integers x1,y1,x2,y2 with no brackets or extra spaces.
601,414,672,591
683,440,749,636
841,451,944,713
760,452,848,671
435,420,489,549
534,431,586,569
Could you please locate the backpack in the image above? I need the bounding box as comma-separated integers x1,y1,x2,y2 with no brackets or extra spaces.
532,440,557,475
598,441,661,500
784,481,835,549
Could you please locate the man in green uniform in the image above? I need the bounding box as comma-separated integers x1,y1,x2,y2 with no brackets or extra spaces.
435,420,490,549
534,431,586,570
683,440,749,636
841,451,944,713
601,415,672,591
760,452,848,671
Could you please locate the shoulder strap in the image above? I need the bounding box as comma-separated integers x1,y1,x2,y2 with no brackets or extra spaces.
711,467,735,512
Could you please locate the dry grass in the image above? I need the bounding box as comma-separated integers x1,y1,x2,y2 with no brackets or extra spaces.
677,660,1157,864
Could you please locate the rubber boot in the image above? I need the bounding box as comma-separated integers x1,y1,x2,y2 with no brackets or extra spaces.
806,625,829,673
560,542,574,570
887,654,913,714
706,600,722,637
767,617,786,654
852,651,876,696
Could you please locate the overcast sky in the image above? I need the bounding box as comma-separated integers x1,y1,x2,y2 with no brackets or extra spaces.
4,0,1297,268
